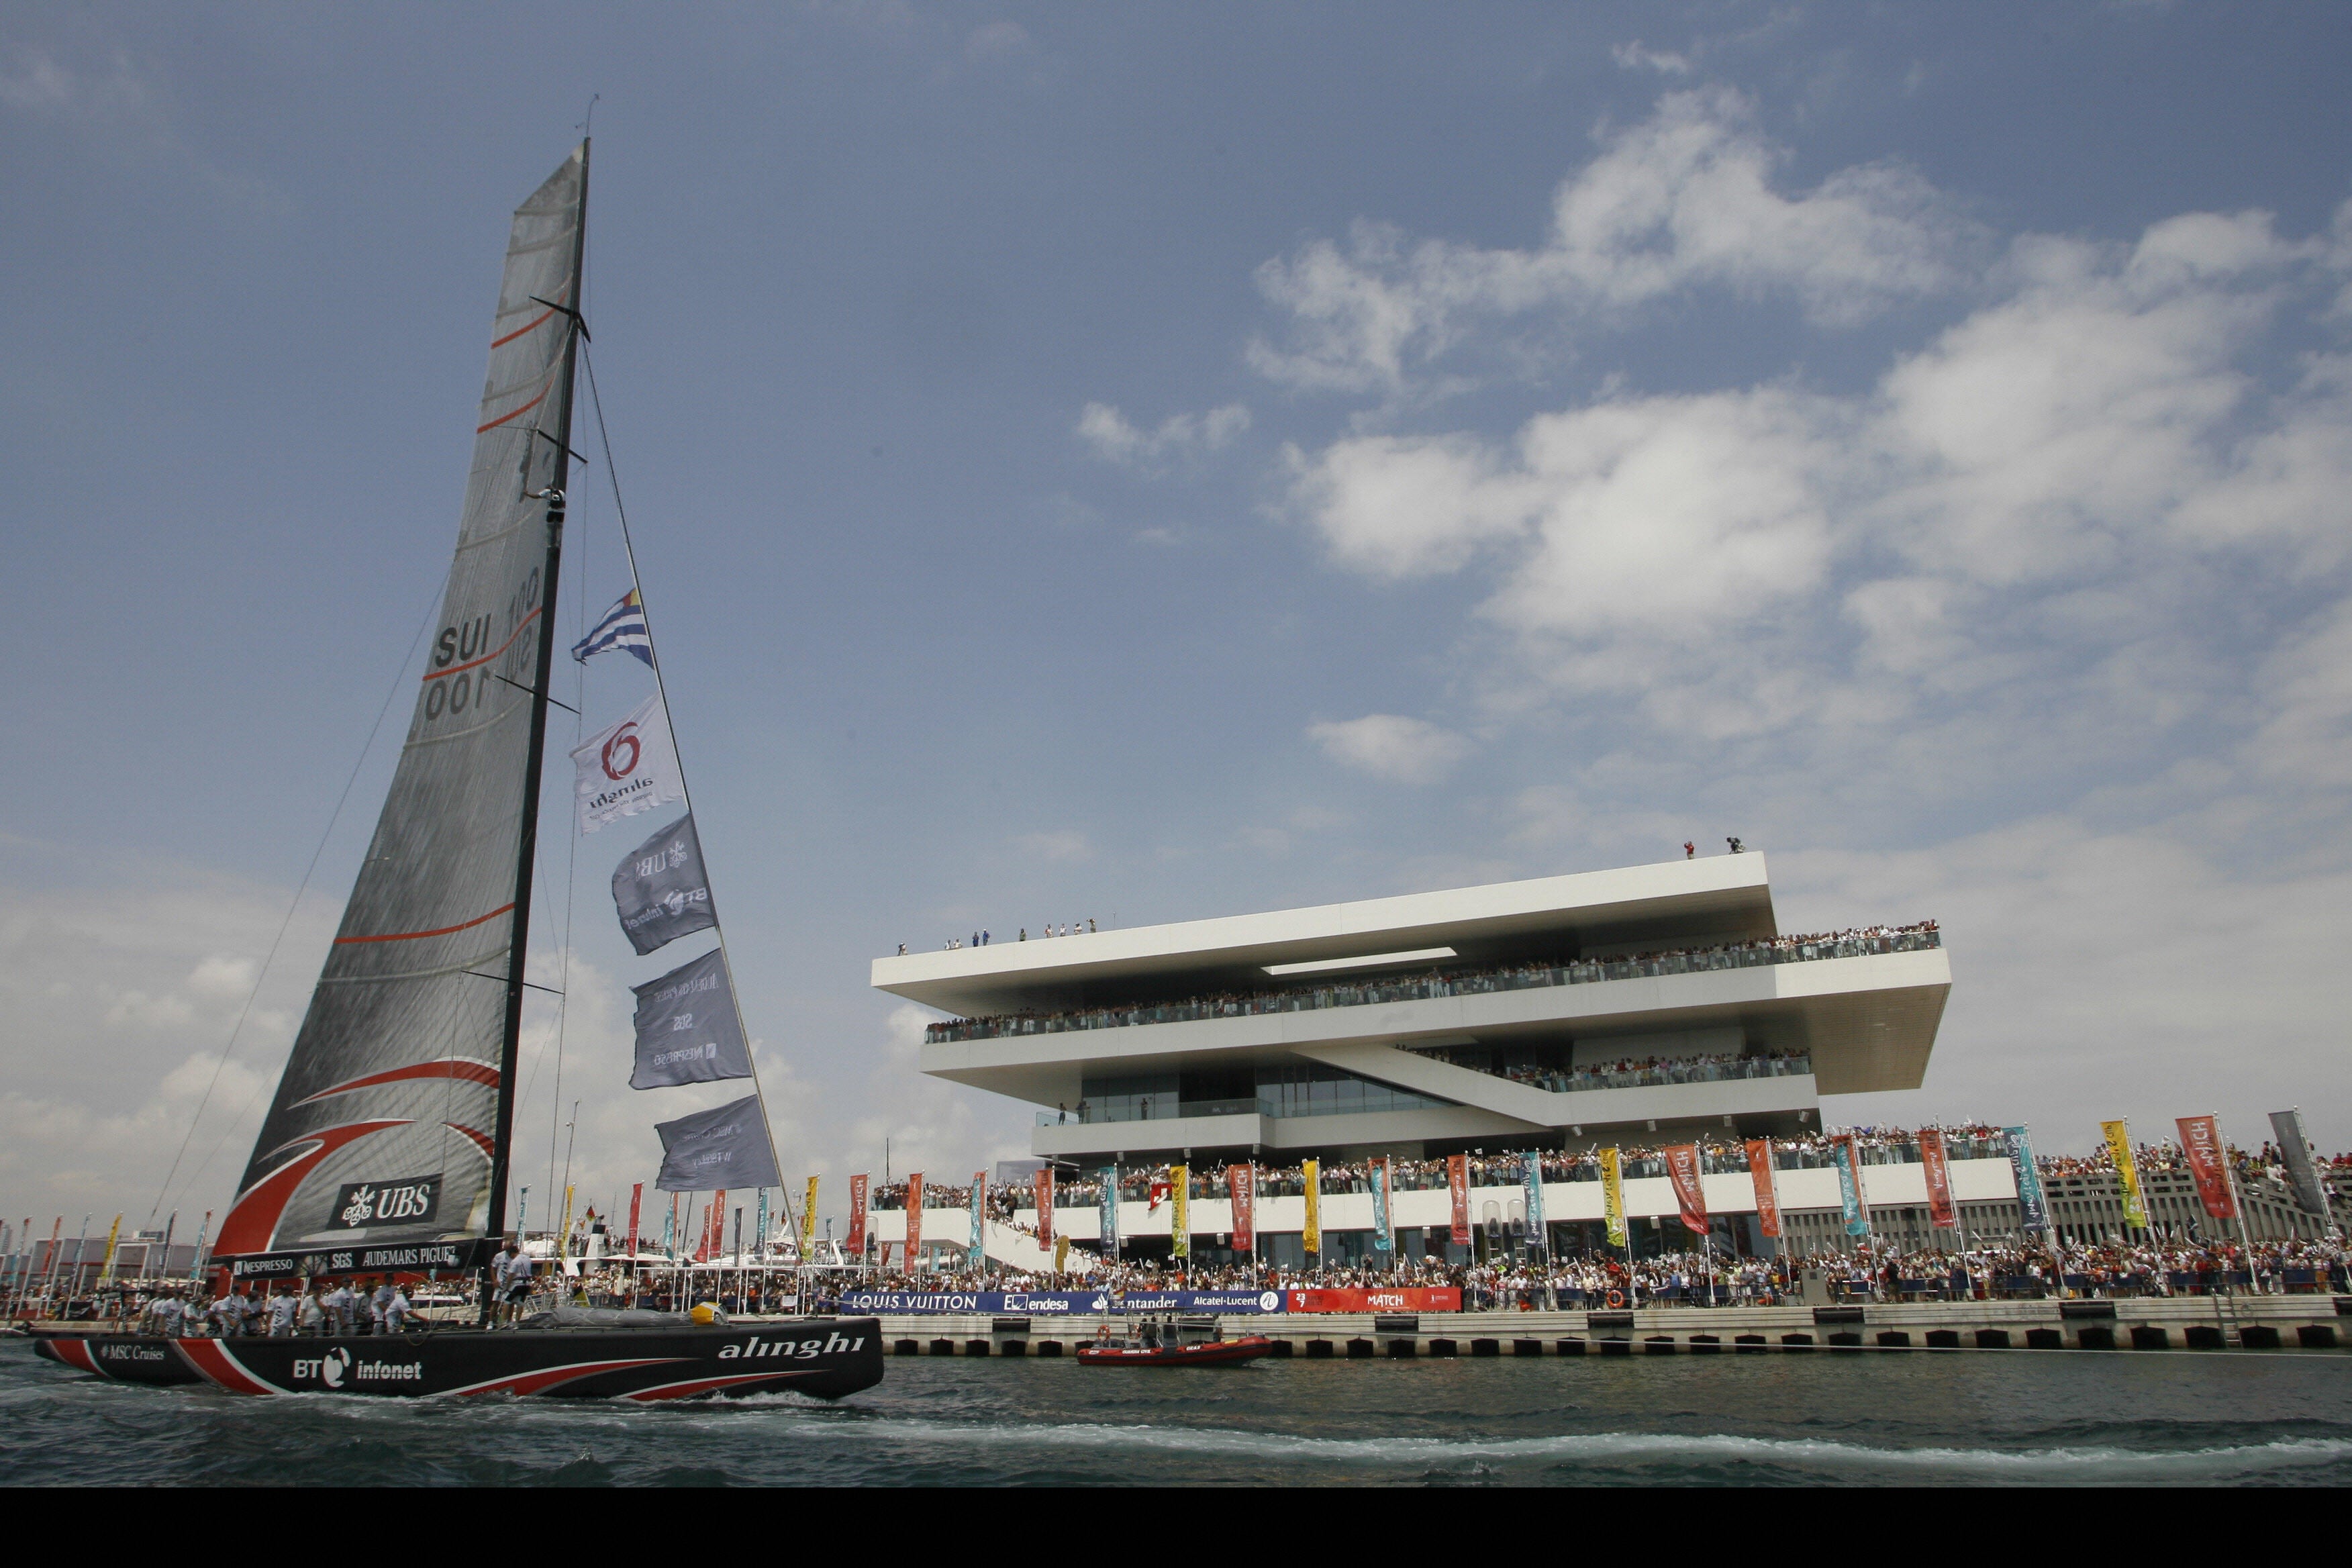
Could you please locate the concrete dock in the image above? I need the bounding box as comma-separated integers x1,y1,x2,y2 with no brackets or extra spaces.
879,1297,2352,1357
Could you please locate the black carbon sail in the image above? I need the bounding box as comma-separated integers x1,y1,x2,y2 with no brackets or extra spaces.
213,147,587,1264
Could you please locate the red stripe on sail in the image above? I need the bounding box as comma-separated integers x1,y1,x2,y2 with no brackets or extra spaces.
421,604,541,683
291,1059,501,1106
444,1122,496,1161
334,904,513,946
213,1120,412,1257
179,1339,279,1396
491,307,556,348
475,380,550,434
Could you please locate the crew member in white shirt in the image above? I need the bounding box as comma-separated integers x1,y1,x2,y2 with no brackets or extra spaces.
266,1286,299,1336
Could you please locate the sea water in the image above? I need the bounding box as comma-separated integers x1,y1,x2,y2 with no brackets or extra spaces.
4,1338,2347,1485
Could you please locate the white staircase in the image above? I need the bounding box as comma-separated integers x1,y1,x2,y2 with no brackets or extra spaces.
982,1218,1093,1276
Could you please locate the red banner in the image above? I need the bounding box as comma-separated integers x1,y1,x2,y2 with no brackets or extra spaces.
1228,1165,1256,1253
1033,1167,1054,1246
695,1202,712,1263
1662,1144,1708,1234
1447,1154,1470,1244
711,1189,727,1261
905,1173,924,1268
1743,1139,1781,1238
846,1174,868,1257
1287,1286,1463,1313
2177,1116,2238,1220
1918,1130,1958,1229
626,1182,642,1257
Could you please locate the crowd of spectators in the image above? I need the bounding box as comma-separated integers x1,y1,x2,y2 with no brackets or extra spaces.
923,922,1943,1044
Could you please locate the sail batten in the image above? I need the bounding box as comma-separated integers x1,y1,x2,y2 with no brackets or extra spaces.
217,147,587,1262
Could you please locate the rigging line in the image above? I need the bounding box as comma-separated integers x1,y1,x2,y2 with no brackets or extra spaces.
150,585,442,1225
582,339,789,1190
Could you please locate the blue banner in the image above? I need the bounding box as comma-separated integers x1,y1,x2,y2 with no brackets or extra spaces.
1833,1142,1869,1237
1522,1153,1545,1242
1370,1159,1393,1253
2004,1126,2050,1234
836,1288,1288,1315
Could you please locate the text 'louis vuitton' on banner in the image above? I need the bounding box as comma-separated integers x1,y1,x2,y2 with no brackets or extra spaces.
571,692,682,835
611,812,718,956
1918,1129,1959,1230
1663,1144,1708,1235
2176,1115,2238,1220
652,1094,779,1192
628,946,752,1088
1744,1138,1781,1239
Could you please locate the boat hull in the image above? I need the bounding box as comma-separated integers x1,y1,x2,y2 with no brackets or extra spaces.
32,1319,885,1401
1075,1336,1273,1367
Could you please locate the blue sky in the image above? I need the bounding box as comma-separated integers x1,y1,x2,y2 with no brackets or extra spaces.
5,2,2350,1236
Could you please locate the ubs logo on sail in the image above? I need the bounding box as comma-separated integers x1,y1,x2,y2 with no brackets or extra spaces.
328,1174,442,1230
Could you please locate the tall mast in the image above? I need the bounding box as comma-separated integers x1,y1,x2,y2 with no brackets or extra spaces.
485,138,589,1255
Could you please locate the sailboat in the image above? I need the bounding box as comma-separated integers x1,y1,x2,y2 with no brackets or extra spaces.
35,144,883,1402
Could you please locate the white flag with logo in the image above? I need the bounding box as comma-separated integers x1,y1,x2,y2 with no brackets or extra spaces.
571,693,683,834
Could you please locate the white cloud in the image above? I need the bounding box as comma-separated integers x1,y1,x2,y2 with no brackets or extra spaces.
1610,40,1692,75
1248,89,1971,394
1307,715,1474,785
1077,401,1251,470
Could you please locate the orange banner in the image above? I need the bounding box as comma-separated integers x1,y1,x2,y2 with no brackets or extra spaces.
846,1173,868,1257
1034,1167,1054,1246
1227,1165,1256,1253
1744,1139,1781,1239
2177,1116,2238,1220
1663,1144,1708,1234
905,1173,924,1267
1447,1154,1470,1245
1919,1130,1958,1229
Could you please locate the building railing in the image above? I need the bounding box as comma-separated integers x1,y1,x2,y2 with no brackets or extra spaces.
928,924,1941,1045
1407,1048,1813,1097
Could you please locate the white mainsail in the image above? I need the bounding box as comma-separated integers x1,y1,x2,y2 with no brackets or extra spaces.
215,148,587,1259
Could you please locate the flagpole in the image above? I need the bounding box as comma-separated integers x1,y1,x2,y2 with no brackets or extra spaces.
577,345,787,1195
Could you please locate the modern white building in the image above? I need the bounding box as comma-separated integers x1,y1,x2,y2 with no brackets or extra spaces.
874,854,1950,1174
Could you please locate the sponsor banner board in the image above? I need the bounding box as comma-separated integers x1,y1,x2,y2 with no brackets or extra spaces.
1287,1287,1462,1314
836,1289,1289,1315
223,1237,497,1281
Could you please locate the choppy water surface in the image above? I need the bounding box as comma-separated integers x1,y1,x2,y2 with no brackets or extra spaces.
4,1338,2348,1485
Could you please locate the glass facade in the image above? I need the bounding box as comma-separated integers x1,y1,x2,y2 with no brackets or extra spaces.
1050,1062,1455,1126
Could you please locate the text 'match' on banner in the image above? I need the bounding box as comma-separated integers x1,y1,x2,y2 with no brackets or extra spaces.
571,692,682,835
1918,1129,1958,1230
628,947,752,1089
2102,1119,2150,1229
1745,1138,1781,1239
2176,1115,2237,1220
1227,1165,1255,1253
1300,1159,1320,1257
1663,1144,1708,1234
652,1094,779,1193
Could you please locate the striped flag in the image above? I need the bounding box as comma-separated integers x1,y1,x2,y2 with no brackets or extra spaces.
572,587,654,667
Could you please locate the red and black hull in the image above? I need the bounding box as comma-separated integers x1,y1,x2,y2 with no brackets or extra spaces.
32,1319,884,1402
1076,1336,1273,1367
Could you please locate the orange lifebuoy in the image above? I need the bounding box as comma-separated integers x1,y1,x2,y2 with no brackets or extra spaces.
1606,1289,1625,1308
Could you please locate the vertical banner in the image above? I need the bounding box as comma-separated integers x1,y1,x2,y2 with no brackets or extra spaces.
1745,1139,1782,1239
1301,1159,1322,1257
1169,1165,1190,1260
1918,1130,1959,1230
969,1171,987,1266
1228,1165,1257,1253
558,1185,577,1263
1521,1153,1547,1252
2102,1120,2150,1230
1034,1168,1055,1247
1663,1146,1708,1235
710,1189,727,1261
801,1176,820,1260
626,1183,642,1257
846,1174,869,1258
1447,1153,1470,1246
1832,1137,1870,1237
2176,1116,2237,1220
2268,1110,2334,1228
755,1188,769,1257
661,1197,675,1261
1053,1236,1070,1273
695,1202,712,1263
95,1214,123,1287
903,1173,924,1271
1370,1157,1394,1254
1600,1148,1628,1249
2004,1126,2052,1232
1099,1166,1120,1261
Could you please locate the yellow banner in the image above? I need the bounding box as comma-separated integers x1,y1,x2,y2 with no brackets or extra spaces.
558,1185,575,1262
96,1213,123,1285
801,1177,820,1257
2102,1119,2150,1229
1600,1148,1628,1249
1302,1159,1322,1255
1169,1165,1189,1259
1052,1235,1069,1273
